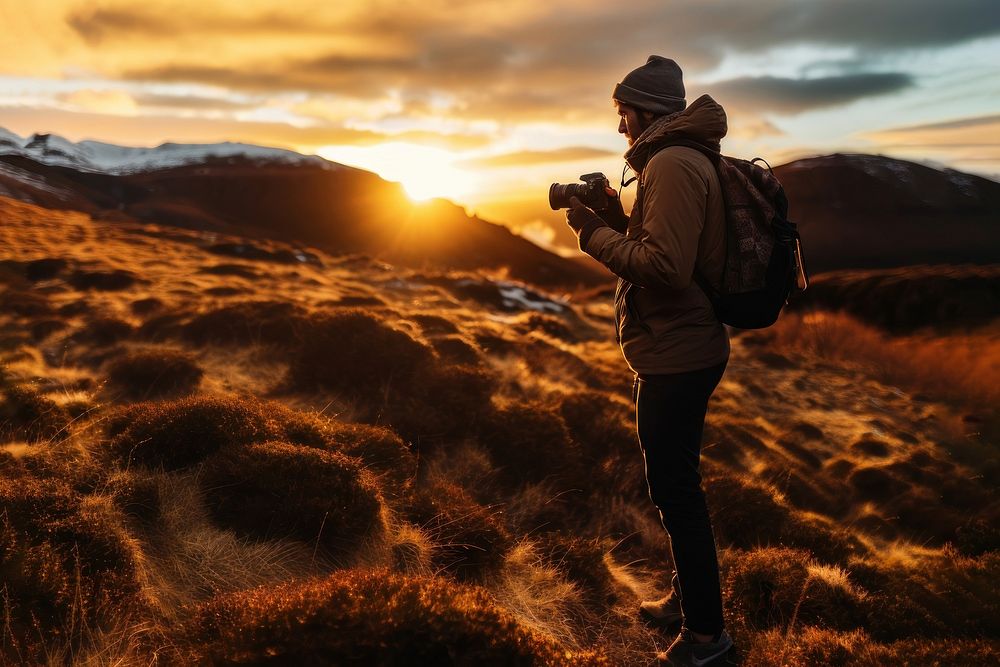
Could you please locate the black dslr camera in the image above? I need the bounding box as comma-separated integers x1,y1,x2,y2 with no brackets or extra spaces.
549,172,611,210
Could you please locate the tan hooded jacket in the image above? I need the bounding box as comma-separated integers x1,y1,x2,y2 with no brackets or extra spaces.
584,94,730,375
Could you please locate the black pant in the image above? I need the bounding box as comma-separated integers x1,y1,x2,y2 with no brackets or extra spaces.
633,358,727,635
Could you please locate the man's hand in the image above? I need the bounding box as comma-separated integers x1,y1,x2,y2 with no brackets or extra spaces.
597,187,629,233
565,196,607,253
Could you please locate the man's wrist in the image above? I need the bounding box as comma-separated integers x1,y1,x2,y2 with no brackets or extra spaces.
577,217,606,252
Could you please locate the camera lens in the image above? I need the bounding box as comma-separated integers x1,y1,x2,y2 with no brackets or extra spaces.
549,182,582,210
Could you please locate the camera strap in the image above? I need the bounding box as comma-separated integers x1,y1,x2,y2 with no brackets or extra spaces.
619,164,637,196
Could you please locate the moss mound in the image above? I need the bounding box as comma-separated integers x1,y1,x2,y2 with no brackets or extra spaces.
402,480,511,580
286,310,435,398
183,568,600,665
325,421,416,489
723,548,866,633
68,268,138,291
104,347,204,400
0,287,53,316
105,395,280,469
284,310,496,441
29,317,67,340
201,441,385,554
557,390,634,466
385,362,497,443
707,475,862,564
477,402,583,487
0,384,72,443
182,299,309,347
25,257,67,281
72,316,134,346
0,474,143,662
129,296,164,315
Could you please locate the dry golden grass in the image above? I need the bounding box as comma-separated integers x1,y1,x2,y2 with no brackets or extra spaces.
0,197,997,664
760,310,1000,410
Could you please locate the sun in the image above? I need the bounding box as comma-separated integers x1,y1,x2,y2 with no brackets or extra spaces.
317,142,477,203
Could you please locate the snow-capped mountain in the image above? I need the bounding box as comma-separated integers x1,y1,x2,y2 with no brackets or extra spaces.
0,127,334,175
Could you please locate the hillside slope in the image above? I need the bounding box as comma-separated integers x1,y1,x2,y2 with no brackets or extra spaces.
776,153,1000,272
0,196,996,664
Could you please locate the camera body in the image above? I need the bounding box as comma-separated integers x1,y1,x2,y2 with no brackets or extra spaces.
549,172,611,211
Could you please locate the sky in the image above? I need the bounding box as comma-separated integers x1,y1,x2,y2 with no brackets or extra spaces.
1,0,999,252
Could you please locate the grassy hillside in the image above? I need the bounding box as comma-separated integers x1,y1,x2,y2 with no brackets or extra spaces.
0,195,997,665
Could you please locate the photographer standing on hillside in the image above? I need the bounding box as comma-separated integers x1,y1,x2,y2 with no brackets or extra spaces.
563,56,733,666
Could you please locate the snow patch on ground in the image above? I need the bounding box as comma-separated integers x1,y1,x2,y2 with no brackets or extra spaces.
496,282,566,313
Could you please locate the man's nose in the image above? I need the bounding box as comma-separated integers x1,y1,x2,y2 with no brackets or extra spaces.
618,117,627,134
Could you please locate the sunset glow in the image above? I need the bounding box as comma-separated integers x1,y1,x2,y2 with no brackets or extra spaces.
318,143,479,203
0,1,997,252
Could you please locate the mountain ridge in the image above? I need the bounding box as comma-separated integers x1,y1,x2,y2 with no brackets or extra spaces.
1,127,997,281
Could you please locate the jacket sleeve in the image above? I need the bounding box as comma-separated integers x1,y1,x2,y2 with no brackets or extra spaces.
582,149,707,290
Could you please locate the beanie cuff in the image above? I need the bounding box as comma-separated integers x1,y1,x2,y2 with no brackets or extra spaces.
613,82,686,115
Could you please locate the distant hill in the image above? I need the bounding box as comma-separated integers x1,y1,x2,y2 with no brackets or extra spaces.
787,264,1000,334
4,131,998,285
0,130,608,289
776,153,1000,273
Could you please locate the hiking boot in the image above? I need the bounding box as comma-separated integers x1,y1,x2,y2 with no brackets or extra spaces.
656,627,733,666
640,572,684,628
639,593,683,628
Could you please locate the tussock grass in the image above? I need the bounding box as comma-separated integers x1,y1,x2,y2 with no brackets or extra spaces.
104,395,276,470
181,299,309,347
286,309,435,397
200,441,386,557
490,539,588,650
72,317,134,347
742,627,1000,667
68,268,139,291
722,547,868,635
387,522,436,575
401,479,512,581
101,393,371,470
0,383,73,443
477,400,584,487
2,201,996,665
848,546,1000,641
181,567,608,665
0,286,53,316
707,475,864,565
103,347,204,400
283,309,498,442
0,473,147,664
761,310,1000,410
128,296,164,316
29,317,67,341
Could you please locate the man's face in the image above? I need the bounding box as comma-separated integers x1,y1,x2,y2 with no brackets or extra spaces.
616,102,647,147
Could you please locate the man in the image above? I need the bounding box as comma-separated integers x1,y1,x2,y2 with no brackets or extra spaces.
565,55,733,666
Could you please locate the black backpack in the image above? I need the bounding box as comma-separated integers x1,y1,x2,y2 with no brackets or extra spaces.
661,138,809,329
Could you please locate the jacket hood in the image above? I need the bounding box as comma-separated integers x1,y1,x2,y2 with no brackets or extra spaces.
624,94,728,173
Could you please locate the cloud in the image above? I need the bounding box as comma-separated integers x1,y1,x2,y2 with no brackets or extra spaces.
58,89,138,115
132,93,261,111
873,114,1000,133
459,147,617,169
57,0,998,124
727,118,785,140
0,105,485,153
712,73,915,114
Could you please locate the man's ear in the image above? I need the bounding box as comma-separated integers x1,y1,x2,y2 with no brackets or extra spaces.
641,110,657,123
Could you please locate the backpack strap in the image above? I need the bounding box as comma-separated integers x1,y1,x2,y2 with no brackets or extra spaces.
649,137,727,302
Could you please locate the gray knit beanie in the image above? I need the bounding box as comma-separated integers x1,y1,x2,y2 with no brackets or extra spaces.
612,55,686,115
